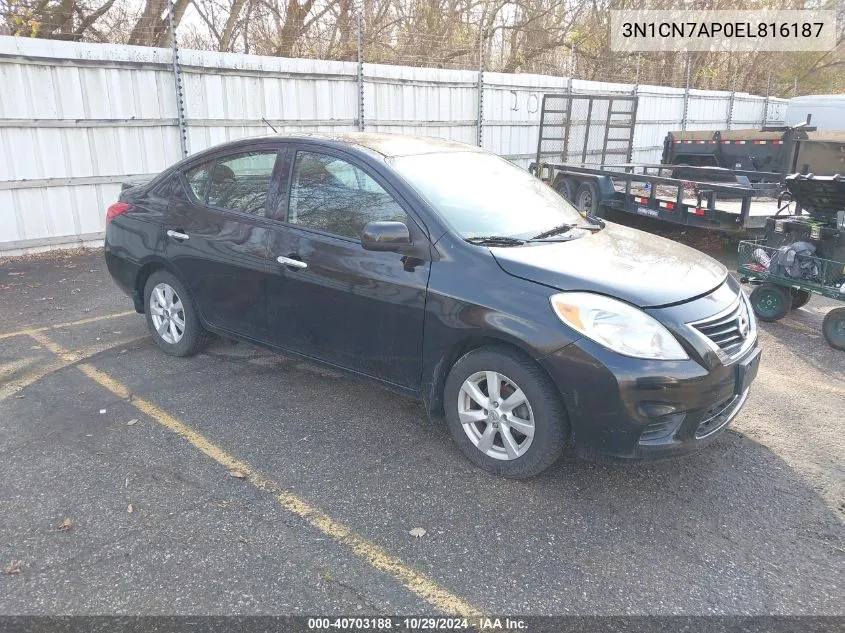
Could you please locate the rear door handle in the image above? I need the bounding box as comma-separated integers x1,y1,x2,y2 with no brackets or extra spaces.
166,230,189,241
276,255,307,270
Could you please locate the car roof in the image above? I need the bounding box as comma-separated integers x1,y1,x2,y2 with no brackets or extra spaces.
200,132,485,159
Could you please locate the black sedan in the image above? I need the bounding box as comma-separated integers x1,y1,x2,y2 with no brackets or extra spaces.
105,133,760,478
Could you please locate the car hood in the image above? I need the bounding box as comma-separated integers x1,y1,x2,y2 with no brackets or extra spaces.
490,223,728,308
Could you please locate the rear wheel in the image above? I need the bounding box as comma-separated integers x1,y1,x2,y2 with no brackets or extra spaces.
575,180,601,217
789,289,812,310
822,308,845,351
144,270,211,357
750,283,792,322
443,346,569,479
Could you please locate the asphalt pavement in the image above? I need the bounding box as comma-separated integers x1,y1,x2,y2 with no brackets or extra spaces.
1,239,843,616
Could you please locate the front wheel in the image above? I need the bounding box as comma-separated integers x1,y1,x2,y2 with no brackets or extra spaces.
750,283,792,322
552,176,577,203
822,308,845,351
443,346,569,479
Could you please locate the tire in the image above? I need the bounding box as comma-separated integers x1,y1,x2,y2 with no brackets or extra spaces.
789,289,812,310
443,345,569,479
144,270,211,357
575,180,601,217
822,308,845,351
749,283,792,322
553,176,577,203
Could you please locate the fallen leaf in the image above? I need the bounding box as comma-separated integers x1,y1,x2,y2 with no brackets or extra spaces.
126,419,138,426
228,470,247,479
30,345,41,350
409,527,427,538
57,517,74,532
99,409,106,414
127,504,133,514
4,561,21,575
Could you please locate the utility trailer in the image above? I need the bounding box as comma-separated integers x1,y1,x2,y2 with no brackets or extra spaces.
738,175,845,351
531,162,787,233
531,92,788,234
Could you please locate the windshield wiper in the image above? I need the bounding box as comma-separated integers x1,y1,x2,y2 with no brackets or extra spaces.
531,222,602,240
465,236,526,246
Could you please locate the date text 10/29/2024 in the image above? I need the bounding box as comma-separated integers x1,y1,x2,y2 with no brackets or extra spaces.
307,617,528,630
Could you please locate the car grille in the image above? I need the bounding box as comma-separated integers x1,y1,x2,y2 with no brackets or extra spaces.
692,298,750,357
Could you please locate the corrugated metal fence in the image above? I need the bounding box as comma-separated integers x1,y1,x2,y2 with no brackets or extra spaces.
0,36,787,255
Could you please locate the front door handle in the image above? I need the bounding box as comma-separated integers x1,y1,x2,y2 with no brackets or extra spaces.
166,229,189,241
276,255,308,270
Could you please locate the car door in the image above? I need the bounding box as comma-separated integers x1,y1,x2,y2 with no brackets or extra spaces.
265,146,431,388
165,146,283,340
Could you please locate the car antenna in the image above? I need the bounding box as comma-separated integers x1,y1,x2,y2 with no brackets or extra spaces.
262,117,279,133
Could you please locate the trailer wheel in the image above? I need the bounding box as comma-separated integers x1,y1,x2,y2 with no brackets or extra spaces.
789,289,812,310
575,181,601,216
552,176,577,203
822,308,845,351
750,284,792,322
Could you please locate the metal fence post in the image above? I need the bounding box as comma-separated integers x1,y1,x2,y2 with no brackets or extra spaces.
168,0,188,158
476,25,484,147
356,9,364,131
681,53,691,131
727,72,736,130
762,71,771,127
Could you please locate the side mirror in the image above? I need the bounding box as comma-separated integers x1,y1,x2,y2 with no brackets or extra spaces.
361,221,411,252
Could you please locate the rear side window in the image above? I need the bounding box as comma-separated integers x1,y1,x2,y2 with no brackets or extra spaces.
207,151,278,217
186,162,212,201
182,151,279,217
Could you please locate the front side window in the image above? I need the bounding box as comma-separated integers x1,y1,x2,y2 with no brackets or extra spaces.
288,151,406,240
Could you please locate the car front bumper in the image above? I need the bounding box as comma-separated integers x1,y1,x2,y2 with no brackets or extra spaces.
539,336,760,461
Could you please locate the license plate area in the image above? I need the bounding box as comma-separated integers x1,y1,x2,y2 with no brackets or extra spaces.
735,348,761,394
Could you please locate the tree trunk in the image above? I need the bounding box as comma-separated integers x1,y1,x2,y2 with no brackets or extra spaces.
219,0,248,51
128,0,167,46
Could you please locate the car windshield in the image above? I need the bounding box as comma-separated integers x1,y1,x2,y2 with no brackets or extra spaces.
388,151,583,240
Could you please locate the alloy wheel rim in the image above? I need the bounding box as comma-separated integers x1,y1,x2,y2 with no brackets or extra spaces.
457,371,535,461
150,282,185,344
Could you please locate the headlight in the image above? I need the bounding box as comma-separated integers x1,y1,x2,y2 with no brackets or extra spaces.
550,292,689,360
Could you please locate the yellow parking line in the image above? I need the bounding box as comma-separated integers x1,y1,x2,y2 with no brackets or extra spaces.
0,310,136,341
0,335,148,402
27,330,482,617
